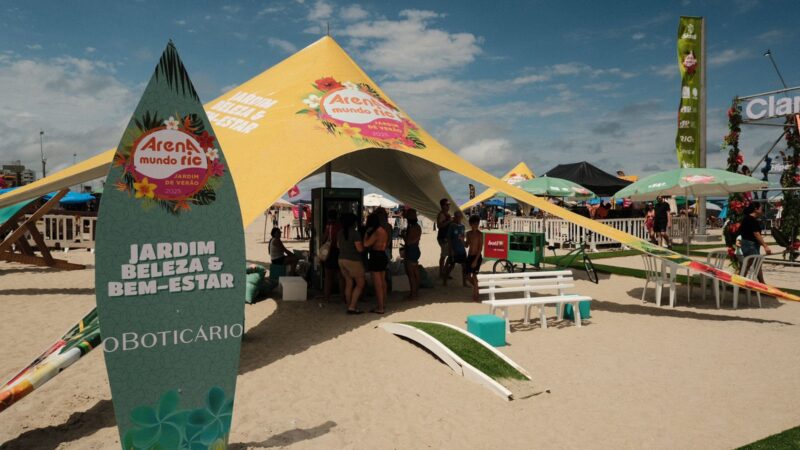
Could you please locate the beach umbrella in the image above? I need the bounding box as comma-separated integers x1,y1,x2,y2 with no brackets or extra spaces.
363,193,399,209
612,168,767,200
613,168,767,254
517,176,596,199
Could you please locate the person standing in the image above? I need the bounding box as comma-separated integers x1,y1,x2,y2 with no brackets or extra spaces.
337,213,366,314
364,213,389,314
443,211,467,287
402,208,422,299
464,215,484,302
321,209,342,303
644,203,656,244
436,198,452,280
653,196,672,249
739,202,772,283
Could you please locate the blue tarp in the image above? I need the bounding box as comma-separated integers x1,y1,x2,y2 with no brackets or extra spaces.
43,191,95,205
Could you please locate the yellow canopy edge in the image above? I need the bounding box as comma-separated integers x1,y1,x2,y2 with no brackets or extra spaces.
459,162,535,210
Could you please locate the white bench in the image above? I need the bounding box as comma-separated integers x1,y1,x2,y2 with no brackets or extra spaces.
478,270,592,332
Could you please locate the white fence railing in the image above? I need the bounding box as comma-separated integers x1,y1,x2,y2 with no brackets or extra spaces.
508,216,694,250
32,214,97,250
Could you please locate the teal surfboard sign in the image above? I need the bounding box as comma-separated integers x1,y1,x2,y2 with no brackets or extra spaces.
95,42,245,450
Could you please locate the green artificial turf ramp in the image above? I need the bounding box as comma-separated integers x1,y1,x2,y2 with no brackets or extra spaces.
402,321,527,381
739,426,800,449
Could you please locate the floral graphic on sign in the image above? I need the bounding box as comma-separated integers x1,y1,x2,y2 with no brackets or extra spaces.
113,112,225,215
297,76,426,149
123,387,234,450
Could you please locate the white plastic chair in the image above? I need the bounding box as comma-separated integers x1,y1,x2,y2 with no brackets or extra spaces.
701,250,728,309
641,255,671,306
732,254,766,309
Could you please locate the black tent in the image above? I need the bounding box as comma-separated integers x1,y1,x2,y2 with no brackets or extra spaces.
543,161,631,197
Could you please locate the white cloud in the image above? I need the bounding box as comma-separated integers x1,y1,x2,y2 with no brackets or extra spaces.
340,4,368,21
512,62,634,86
456,138,516,168
511,74,548,85
26,44,42,50
85,47,96,54
0,56,136,174
308,0,333,21
632,32,646,40
709,48,751,67
584,82,619,92
756,29,790,42
258,5,285,16
175,19,186,26
267,37,297,53
651,63,677,79
342,9,481,78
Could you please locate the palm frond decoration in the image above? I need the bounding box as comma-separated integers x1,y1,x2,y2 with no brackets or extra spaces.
154,41,200,102
134,111,163,133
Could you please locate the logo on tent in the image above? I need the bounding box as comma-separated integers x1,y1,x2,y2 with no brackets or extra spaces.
505,172,531,185
297,77,426,149
113,113,226,213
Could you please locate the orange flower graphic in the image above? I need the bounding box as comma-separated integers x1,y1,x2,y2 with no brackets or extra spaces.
339,123,362,139
133,177,157,199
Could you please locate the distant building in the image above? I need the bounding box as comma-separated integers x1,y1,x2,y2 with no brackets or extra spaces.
1,162,36,186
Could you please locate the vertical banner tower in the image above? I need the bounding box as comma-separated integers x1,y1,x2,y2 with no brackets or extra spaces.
95,42,245,450
676,16,708,238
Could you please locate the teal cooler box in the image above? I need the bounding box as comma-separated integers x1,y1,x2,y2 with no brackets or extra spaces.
467,314,506,347
562,301,591,321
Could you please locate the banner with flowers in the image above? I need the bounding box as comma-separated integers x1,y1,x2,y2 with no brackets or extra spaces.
676,16,703,168
297,76,426,150
95,42,245,450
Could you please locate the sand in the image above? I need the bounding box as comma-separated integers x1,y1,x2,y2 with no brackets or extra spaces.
1,214,800,449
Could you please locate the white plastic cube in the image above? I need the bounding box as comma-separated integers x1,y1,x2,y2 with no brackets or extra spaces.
279,276,307,301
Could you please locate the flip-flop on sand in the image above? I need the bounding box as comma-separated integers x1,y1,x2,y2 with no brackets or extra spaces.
370,309,385,314
347,309,364,315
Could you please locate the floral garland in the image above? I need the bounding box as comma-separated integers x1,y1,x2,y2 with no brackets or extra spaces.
722,105,747,267
297,77,426,149
780,115,800,252
112,112,225,215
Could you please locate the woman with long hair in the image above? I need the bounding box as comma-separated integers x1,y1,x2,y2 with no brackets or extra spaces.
337,213,366,314
364,212,389,314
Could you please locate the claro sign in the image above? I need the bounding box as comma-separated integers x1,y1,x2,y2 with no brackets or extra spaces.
743,93,800,120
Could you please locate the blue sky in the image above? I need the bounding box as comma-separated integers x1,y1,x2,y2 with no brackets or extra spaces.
1,0,797,202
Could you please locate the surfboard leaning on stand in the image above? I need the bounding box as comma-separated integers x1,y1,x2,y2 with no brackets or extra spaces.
93,41,245,450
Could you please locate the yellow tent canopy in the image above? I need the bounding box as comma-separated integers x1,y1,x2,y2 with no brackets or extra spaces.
459,162,535,210
0,36,796,302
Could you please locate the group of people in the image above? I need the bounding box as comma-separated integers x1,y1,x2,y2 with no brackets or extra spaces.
436,198,484,301
267,205,312,240
269,206,424,315
644,196,673,249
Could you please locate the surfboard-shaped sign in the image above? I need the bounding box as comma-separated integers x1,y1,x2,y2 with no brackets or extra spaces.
95,42,245,450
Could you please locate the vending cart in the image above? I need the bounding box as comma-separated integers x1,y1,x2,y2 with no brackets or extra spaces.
483,230,546,273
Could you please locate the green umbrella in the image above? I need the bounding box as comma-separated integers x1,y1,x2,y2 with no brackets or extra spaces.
612,168,767,200
517,176,596,199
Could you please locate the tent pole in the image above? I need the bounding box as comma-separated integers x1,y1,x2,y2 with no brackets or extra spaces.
325,162,332,188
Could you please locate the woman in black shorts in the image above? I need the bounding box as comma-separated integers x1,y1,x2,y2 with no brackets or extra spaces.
363,213,389,314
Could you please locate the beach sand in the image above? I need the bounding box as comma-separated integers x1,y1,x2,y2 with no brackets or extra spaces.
1,214,800,449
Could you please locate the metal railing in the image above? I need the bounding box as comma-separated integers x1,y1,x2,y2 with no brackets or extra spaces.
508,216,695,250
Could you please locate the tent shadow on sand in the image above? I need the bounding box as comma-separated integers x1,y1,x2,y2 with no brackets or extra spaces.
238,266,477,375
